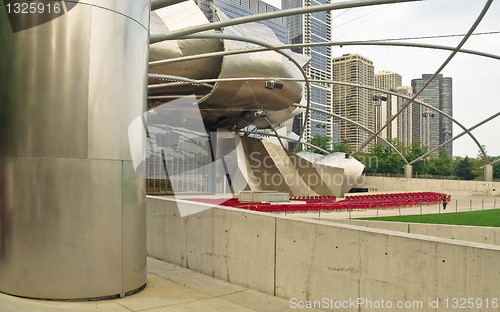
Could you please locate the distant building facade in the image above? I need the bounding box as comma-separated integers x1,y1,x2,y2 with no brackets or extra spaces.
411,74,453,156
373,70,402,142
332,53,374,151
283,0,333,147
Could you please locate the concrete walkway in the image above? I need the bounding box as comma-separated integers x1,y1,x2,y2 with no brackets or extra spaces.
0,258,319,312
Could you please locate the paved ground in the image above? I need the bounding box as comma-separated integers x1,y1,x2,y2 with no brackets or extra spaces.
0,258,321,312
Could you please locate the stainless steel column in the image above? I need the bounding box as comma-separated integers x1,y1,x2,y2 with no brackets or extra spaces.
0,0,150,300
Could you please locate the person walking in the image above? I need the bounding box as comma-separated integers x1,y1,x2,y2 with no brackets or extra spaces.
443,195,448,210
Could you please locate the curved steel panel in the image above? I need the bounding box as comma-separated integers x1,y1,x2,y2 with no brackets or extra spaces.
0,0,148,299
199,23,304,128
0,4,90,158
87,5,150,161
78,0,150,29
148,2,223,96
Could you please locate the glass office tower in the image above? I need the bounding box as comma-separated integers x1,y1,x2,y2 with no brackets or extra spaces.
411,74,453,156
283,0,333,147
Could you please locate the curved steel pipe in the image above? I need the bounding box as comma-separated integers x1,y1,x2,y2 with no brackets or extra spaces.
293,104,408,164
264,116,286,150
489,158,500,166
409,111,500,165
151,0,188,10
148,74,214,89
180,76,487,164
352,0,493,158
149,41,500,68
149,0,420,43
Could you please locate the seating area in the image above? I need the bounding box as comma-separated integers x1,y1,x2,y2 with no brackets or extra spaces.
186,192,449,214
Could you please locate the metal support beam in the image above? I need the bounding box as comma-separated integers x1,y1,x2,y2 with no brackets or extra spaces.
149,0,421,43
352,0,493,157
404,164,413,179
484,164,494,181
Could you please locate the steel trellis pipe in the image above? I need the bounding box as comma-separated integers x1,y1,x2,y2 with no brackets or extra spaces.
149,0,421,43
351,0,494,158
149,41,500,67
173,76,487,163
409,111,500,165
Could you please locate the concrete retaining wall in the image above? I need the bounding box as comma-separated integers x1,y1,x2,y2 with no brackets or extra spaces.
330,219,500,246
361,176,500,196
147,196,500,311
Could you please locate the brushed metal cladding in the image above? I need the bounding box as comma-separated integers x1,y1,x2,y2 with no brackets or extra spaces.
87,6,149,161
122,161,147,293
285,151,343,197
0,157,123,299
77,0,150,28
240,137,293,194
315,152,365,194
262,140,317,196
0,4,90,158
0,0,148,300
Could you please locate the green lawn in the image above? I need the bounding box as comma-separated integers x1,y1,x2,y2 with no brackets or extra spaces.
359,209,500,227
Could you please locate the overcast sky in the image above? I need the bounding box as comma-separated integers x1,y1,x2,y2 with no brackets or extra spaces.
261,0,500,157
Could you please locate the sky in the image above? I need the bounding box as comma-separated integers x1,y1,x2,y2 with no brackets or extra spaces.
261,0,500,158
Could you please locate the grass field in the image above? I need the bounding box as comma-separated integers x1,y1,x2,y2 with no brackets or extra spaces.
359,209,500,227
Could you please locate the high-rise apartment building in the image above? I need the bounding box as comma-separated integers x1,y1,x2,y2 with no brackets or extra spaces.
332,53,374,151
374,70,402,92
411,74,453,156
373,70,402,142
283,0,333,146
197,0,287,43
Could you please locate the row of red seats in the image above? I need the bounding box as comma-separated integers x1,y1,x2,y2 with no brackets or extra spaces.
186,192,449,213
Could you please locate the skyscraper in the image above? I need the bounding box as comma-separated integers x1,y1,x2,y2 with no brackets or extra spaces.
411,74,453,156
374,70,402,142
332,53,374,151
283,0,333,146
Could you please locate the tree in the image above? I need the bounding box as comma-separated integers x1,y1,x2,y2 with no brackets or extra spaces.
454,156,476,180
427,148,453,176
332,141,353,153
308,135,332,154
405,141,429,175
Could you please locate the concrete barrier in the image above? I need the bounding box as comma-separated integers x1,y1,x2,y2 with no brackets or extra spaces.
328,219,500,246
361,176,500,196
147,196,500,311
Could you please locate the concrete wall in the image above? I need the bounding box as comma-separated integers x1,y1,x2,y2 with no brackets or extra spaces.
361,176,500,196
330,219,500,246
147,196,500,311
